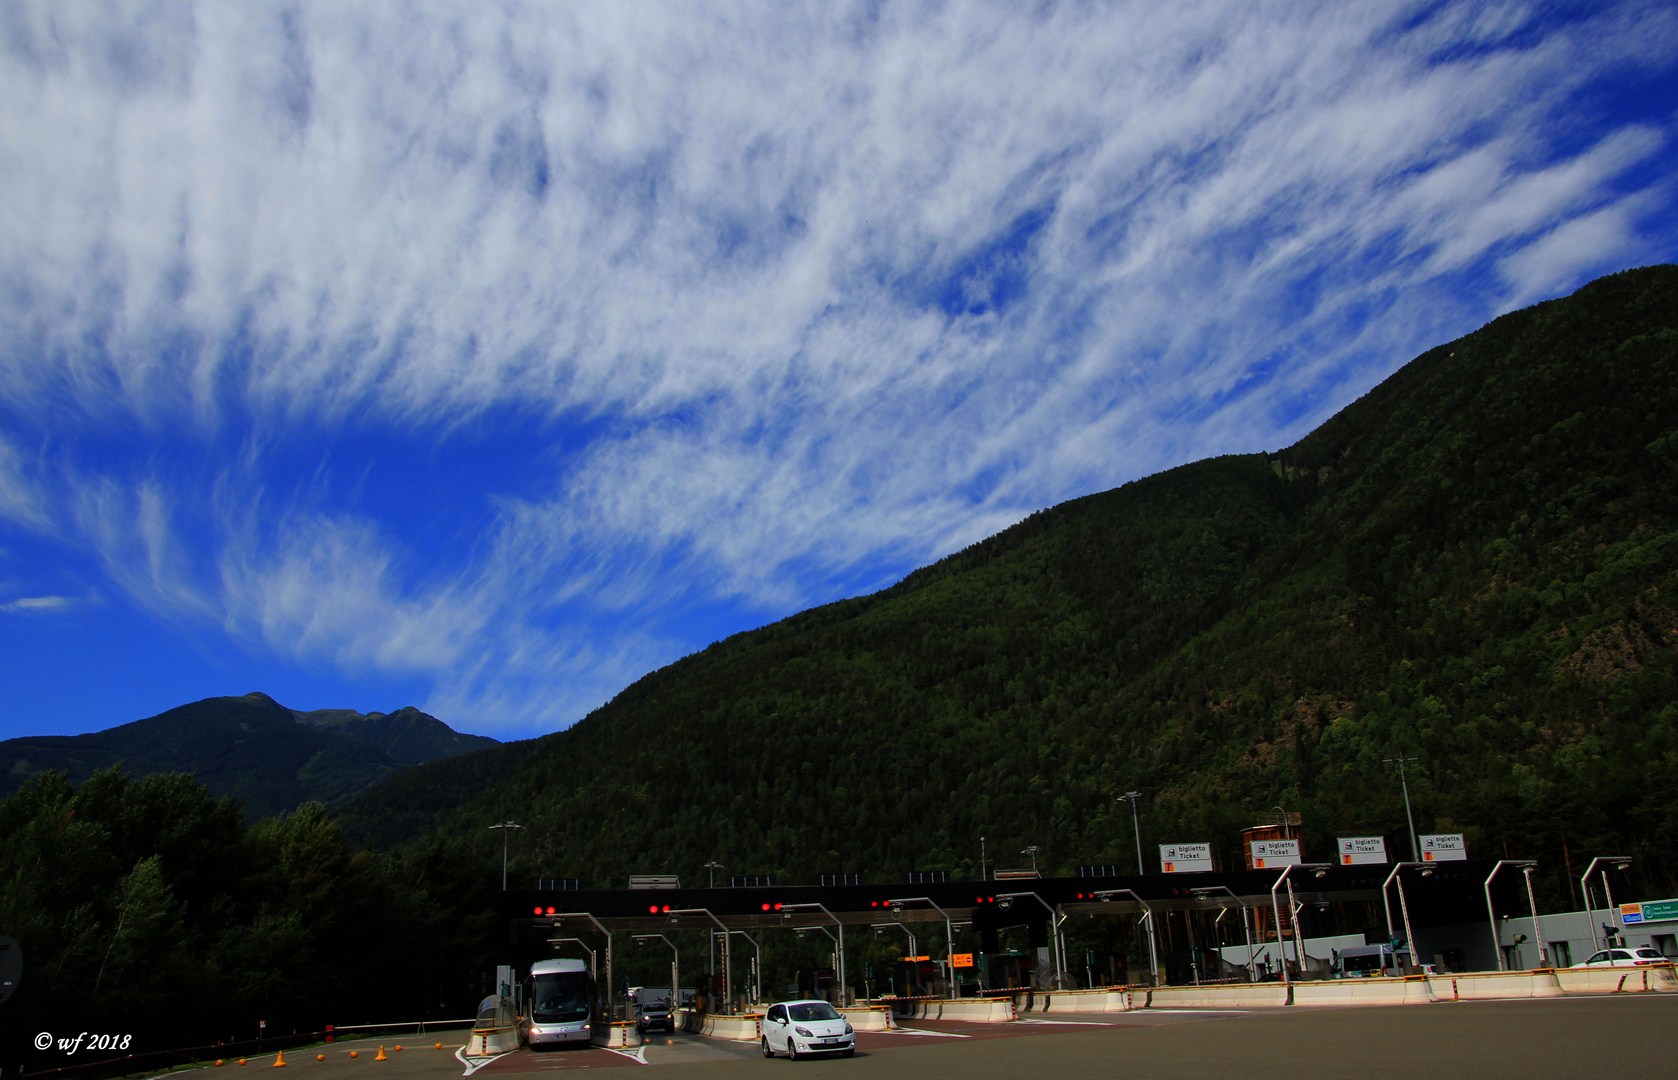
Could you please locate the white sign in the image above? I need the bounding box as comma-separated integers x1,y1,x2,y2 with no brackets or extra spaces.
1159,843,1214,873
1338,837,1388,865
1419,834,1467,862
1250,839,1301,868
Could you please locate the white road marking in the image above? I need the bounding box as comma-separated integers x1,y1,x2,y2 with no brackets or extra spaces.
1016,1018,1122,1025
875,1027,972,1038
455,1047,514,1075
602,1046,648,1064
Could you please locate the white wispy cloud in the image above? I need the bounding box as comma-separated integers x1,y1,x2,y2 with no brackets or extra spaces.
0,594,74,613
0,1,1674,732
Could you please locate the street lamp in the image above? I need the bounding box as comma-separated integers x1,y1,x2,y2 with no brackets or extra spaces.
1270,864,1331,986
1382,756,1421,862
980,836,987,882
997,892,1067,989
1483,860,1538,971
780,903,846,1000
728,931,761,1005
546,912,612,1016
549,936,597,978
664,908,732,1011
1117,793,1144,876
887,897,954,997
703,861,724,980
879,925,919,999
1191,886,1255,982
1580,856,1633,953
1380,864,1432,976
1091,888,1159,986
488,821,524,890
1021,846,1041,876
633,934,678,1009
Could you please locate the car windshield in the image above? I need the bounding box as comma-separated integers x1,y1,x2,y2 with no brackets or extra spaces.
788,1002,841,1022
532,971,591,1023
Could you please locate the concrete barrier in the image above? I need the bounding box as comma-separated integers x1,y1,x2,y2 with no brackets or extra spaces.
463,1027,521,1056
1555,964,1678,994
1428,971,1563,1001
588,1023,641,1049
889,997,1017,1023
677,1012,761,1042
1290,976,1434,1006
1147,984,1289,1009
1026,988,1139,1014
842,1006,896,1031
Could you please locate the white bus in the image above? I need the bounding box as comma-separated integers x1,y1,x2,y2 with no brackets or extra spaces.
526,959,594,1046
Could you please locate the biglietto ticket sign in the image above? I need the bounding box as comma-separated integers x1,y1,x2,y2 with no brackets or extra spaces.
1250,839,1301,869
1159,843,1214,873
1338,837,1388,865
1419,834,1467,861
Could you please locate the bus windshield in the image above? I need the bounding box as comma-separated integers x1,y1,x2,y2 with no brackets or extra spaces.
532,972,591,1023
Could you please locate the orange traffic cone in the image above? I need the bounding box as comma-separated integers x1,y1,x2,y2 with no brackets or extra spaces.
374,1046,388,1062
433,1044,442,1051
273,1051,288,1068
348,1051,358,1059
392,1046,402,1053
315,1055,325,1062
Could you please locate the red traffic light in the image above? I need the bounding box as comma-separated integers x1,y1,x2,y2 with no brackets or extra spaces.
533,906,543,915
649,905,659,914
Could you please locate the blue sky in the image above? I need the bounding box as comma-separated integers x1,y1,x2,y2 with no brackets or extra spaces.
2,1,1676,740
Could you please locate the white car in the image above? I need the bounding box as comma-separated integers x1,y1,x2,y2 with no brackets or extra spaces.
760,999,855,1059
1571,946,1669,968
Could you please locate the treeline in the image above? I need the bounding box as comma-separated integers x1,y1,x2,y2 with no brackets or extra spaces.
380,266,1678,913
0,768,505,1055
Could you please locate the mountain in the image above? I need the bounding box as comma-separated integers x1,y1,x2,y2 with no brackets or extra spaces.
343,266,1678,905
1,692,497,819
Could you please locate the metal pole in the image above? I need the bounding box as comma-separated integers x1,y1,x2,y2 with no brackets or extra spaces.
1581,859,1601,953
1522,867,1546,969
1483,861,1536,972
1384,757,1421,863
784,903,846,1001
998,892,1064,989
730,932,759,1004
1120,793,1144,876
1094,888,1158,986
1270,866,1294,986
981,836,987,882
1485,864,1504,971
704,861,723,982
488,822,523,890
1395,874,1419,976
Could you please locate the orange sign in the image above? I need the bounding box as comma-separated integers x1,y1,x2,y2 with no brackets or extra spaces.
951,953,974,968
900,955,930,962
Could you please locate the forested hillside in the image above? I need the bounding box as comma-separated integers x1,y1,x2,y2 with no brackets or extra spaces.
0,692,496,818
369,266,1678,907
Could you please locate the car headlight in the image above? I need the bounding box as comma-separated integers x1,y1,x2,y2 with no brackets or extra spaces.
795,1027,813,1038
843,1022,853,1034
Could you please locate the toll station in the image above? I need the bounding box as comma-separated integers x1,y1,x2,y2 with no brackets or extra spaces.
502,859,1514,1014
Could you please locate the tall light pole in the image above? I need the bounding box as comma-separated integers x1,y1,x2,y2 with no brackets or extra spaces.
1118,792,1143,875
980,836,987,882
1383,756,1421,862
1580,856,1633,953
704,861,724,979
488,821,524,890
